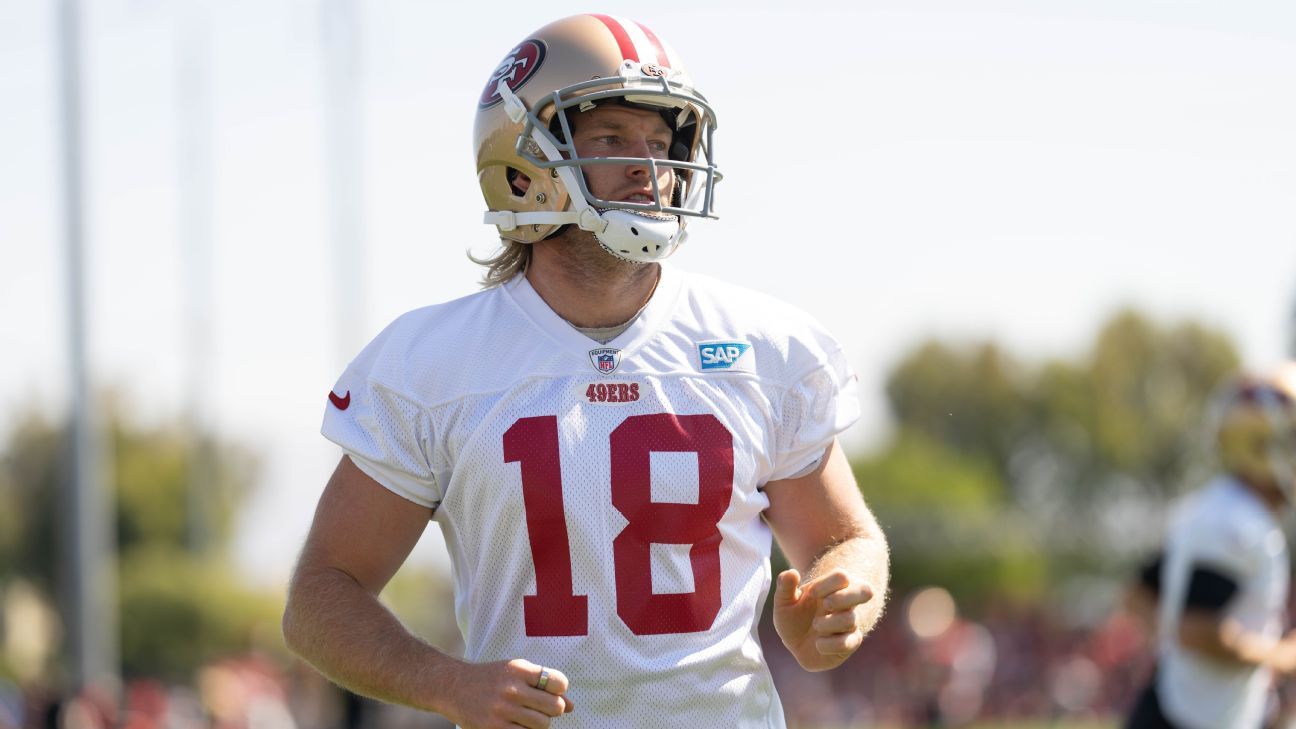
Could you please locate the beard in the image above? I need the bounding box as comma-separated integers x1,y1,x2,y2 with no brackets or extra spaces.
525,225,662,328
549,226,654,280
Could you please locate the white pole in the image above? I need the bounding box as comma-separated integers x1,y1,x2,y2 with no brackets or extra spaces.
1289,288,1296,359
55,0,117,694
321,0,367,364
177,0,215,554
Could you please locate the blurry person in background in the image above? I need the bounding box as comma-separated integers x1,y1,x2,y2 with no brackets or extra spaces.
1124,364,1296,729
281,13,889,729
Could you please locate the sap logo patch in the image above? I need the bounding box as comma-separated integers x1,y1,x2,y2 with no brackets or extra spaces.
697,341,753,371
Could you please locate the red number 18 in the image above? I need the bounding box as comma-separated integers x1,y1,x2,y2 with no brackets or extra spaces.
502,413,734,637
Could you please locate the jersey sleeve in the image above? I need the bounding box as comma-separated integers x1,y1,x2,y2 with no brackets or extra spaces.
320,325,444,508
769,340,860,482
1182,565,1240,612
1182,510,1264,592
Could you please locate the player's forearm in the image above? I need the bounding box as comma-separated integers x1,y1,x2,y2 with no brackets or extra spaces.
282,564,460,714
1221,622,1296,672
1180,614,1291,671
804,525,890,634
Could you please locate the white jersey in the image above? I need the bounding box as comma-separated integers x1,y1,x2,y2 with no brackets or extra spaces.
321,264,859,728
1156,476,1289,729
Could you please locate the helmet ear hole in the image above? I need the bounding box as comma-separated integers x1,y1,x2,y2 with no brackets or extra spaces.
507,168,531,197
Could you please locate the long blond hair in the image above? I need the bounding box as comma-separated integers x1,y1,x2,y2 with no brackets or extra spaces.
469,239,532,288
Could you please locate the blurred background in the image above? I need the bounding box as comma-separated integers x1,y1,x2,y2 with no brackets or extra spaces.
2,0,1295,727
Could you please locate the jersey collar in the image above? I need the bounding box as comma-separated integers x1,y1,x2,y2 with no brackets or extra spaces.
503,262,684,366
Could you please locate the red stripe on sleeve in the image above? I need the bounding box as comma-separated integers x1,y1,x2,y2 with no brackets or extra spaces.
589,13,639,63
634,21,671,68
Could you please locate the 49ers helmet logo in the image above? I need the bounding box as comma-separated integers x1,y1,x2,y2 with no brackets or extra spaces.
479,39,547,108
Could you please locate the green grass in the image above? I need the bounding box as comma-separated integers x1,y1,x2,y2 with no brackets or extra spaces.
798,716,1114,721
963,723,1114,729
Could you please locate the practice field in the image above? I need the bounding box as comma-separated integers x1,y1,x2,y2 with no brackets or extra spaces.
951,723,1112,729
798,716,1114,721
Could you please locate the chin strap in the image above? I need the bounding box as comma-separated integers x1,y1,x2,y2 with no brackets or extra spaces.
482,207,606,234
483,81,685,263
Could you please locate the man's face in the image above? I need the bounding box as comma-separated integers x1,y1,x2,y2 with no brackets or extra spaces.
569,103,675,209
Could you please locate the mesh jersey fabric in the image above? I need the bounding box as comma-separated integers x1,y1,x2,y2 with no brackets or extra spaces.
321,263,860,728
1155,476,1289,729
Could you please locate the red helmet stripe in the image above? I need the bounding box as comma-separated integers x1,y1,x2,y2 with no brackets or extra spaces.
634,21,672,68
589,13,639,63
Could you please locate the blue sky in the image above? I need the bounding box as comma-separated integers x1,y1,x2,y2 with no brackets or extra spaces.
3,0,1295,583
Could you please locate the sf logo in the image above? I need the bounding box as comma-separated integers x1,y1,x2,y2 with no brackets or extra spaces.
479,39,546,107
492,49,530,87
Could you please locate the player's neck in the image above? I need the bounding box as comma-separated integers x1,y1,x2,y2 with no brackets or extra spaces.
526,234,661,329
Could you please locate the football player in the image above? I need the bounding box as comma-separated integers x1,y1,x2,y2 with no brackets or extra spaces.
282,14,889,729
1125,364,1296,729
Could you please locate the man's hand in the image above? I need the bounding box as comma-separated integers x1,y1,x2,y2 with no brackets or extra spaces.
772,568,874,672
438,659,574,729
763,440,890,671
1263,631,1296,674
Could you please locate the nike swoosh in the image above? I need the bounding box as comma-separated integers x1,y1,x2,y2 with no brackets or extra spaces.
329,390,351,410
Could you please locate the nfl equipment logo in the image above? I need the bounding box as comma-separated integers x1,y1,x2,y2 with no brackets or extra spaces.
588,347,622,375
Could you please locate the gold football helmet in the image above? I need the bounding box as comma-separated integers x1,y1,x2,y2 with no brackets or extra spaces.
474,14,721,262
1214,363,1296,500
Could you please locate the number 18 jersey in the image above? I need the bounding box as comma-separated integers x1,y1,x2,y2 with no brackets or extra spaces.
322,264,859,728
